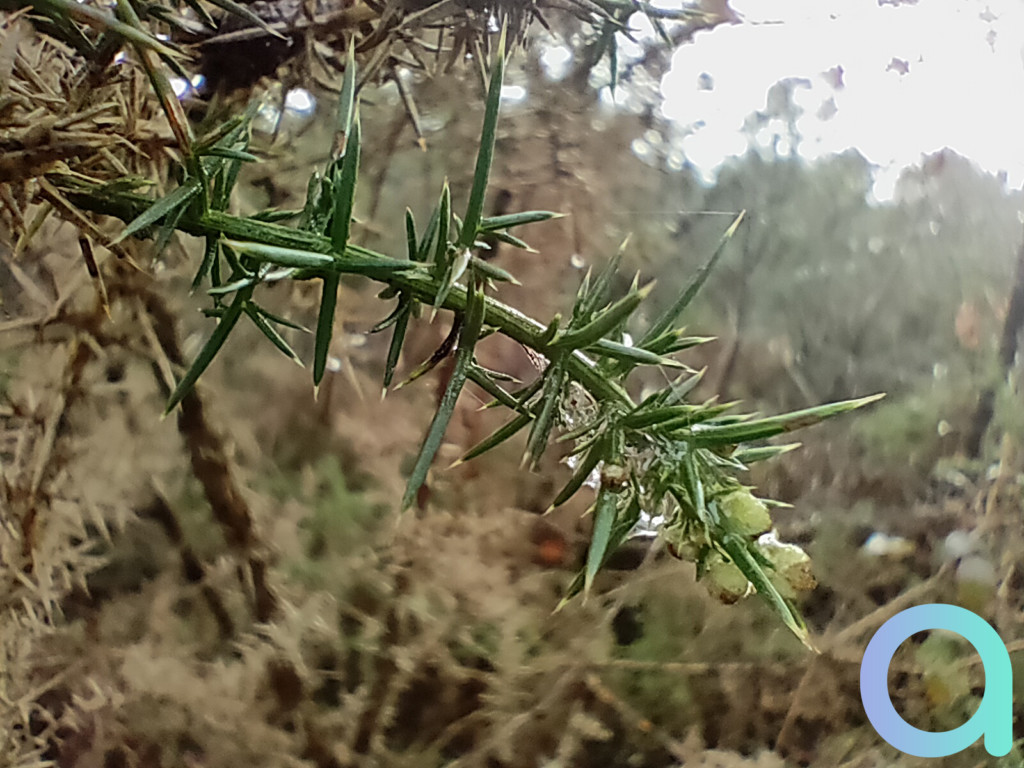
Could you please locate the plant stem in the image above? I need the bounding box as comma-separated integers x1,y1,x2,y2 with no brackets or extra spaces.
56,175,634,407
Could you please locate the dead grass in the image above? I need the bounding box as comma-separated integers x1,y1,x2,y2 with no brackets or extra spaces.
4,3,1024,766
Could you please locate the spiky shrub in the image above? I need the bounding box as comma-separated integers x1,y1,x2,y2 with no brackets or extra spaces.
5,1,879,650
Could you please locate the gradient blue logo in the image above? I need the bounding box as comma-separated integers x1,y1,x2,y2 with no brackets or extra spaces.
860,603,1012,757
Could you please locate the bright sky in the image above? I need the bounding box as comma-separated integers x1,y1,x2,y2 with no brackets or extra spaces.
657,0,1024,199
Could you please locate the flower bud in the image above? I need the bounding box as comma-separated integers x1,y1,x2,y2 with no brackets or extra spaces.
719,489,772,536
661,524,706,562
704,553,752,604
756,532,815,598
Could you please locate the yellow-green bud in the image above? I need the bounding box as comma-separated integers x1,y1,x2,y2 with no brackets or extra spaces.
661,524,702,561
719,489,772,536
705,553,752,604
757,533,815,598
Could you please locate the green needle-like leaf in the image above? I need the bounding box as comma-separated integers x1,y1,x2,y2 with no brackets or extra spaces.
466,366,522,411
329,111,361,251
219,155,248,212
165,287,250,414
479,210,563,231
221,239,417,274
584,484,619,597
402,278,487,510
245,303,303,365
459,22,507,247
312,102,363,376
549,431,608,509
431,183,452,277
153,194,189,255
383,299,412,391
335,44,358,156
314,273,340,389
396,319,460,389
207,274,259,296
194,109,252,155
299,172,327,232
308,47,357,414
489,230,536,252
649,402,742,435
116,0,193,152
720,535,813,651
550,282,653,350
111,179,200,245
621,404,703,430
257,306,309,332
32,0,179,57
205,0,287,39
371,298,408,333
640,211,744,347
471,257,520,284
405,208,418,261
577,239,627,322
434,246,471,308
662,367,706,407
198,146,260,163
641,331,716,356
511,376,546,407
586,338,687,369
432,185,459,309
179,0,215,27
686,394,884,447
454,410,532,466
537,315,561,347
682,451,711,526
732,443,802,465
556,413,604,444
524,354,567,470
557,491,640,611
418,199,442,262
192,237,220,293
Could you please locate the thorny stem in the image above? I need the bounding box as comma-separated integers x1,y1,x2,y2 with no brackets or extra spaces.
56,175,635,408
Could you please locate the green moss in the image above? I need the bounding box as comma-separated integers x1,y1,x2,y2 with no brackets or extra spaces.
604,590,705,725
265,456,385,588
853,382,973,474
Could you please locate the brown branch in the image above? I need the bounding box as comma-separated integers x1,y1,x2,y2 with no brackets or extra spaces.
139,492,235,639
966,222,1024,457
110,269,280,622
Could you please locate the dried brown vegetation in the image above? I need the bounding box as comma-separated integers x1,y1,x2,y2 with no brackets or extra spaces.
4,1,1024,766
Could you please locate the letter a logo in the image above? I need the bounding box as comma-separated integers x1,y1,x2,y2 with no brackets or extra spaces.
860,604,1012,757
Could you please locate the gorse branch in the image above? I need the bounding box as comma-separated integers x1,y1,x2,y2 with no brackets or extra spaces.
43,30,883,646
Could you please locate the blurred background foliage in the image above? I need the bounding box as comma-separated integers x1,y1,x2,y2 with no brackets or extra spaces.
5,0,1024,766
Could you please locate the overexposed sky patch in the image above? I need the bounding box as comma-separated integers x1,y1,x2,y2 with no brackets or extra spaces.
658,0,1024,196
